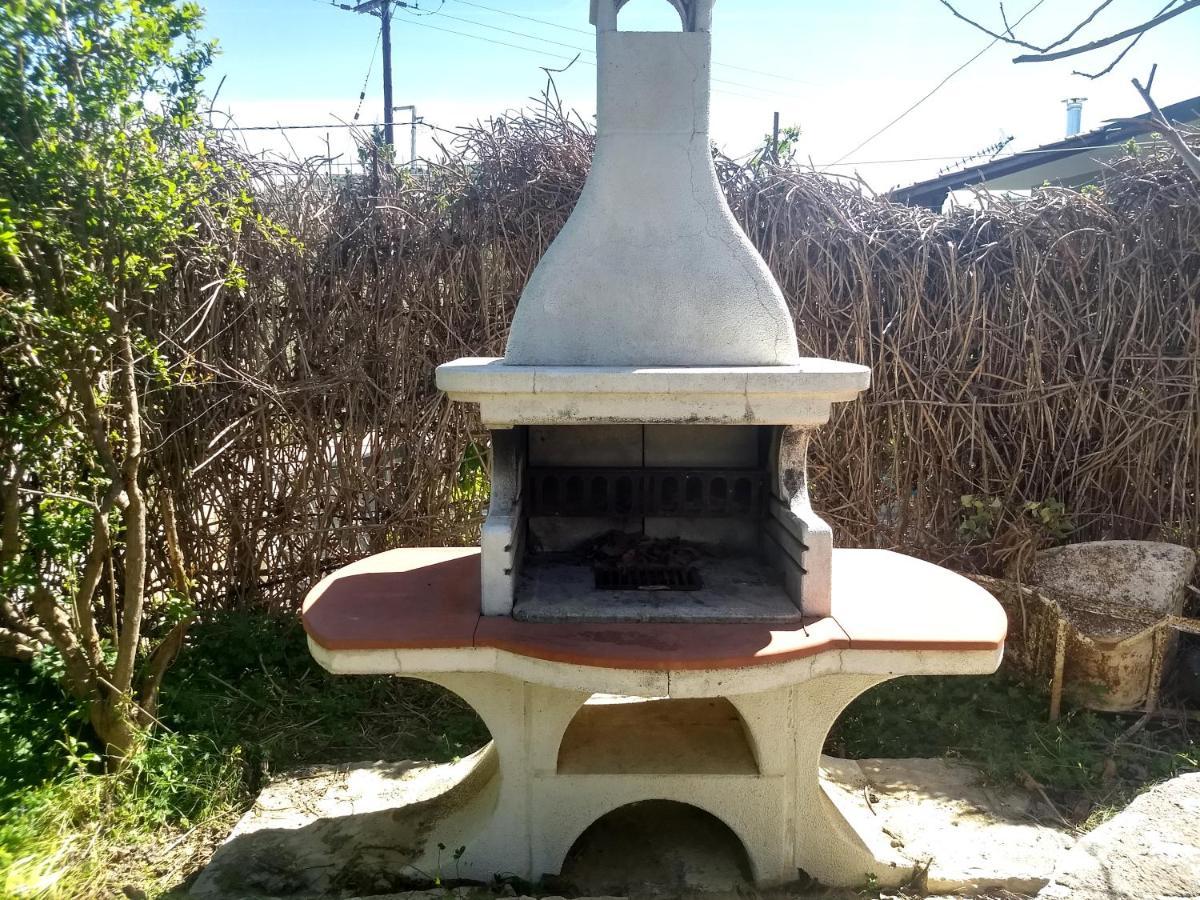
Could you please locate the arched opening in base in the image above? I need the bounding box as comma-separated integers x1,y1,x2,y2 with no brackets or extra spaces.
557,695,759,774
559,800,754,895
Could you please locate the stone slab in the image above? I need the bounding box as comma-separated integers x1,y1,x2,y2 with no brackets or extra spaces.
1037,772,1200,900
436,358,870,427
556,697,759,775
302,547,480,651
475,610,851,672
829,551,1009,652
189,751,498,899
823,757,1075,896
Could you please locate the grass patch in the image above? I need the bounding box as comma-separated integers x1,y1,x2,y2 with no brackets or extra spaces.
0,732,244,897
0,613,489,899
827,671,1199,824
162,613,490,774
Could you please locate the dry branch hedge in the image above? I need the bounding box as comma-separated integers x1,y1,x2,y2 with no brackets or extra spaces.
155,108,1199,611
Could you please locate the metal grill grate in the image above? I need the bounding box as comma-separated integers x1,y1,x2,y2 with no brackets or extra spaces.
527,467,765,518
593,562,703,591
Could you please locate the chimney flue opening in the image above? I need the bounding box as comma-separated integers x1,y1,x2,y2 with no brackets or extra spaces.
1064,97,1086,138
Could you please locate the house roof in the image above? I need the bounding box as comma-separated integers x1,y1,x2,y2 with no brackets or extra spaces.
889,94,1200,208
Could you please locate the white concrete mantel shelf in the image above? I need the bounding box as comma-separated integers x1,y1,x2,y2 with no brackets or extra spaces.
436,356,871,426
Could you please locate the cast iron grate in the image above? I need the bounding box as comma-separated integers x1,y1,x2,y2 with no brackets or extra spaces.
593,562,703,591
527,467,765,518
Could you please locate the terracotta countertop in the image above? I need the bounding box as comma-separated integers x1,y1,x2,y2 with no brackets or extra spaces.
302,547,1006,672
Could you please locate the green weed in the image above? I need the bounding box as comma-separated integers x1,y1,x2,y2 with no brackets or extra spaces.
453,441,491,507
828,672,1199,815
0,612,490,898
0,658,88,799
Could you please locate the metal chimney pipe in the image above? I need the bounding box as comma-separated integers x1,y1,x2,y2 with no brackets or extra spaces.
1064,98,1086,137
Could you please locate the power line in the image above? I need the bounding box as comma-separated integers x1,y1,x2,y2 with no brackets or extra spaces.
831,0,1050,165
715,61,817,87
216,122,382,132
352,21,384,121
408,5,588,53
390,15,579,63
816,140,1148,167
311,0,817,96
393,8,804,101
445,0,818,86
385,16,773,99
449,0,592,35
217,117,471,139
339,0,411,147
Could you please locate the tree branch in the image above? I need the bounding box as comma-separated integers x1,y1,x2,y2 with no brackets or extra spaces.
0,461,30,632
31,585,99,702
71,500,120,676
138,618,191,724
939,0,1117,53
1014,1,1199,63
112,323,147,696
159,488,190,602
0,458,23,571
1072,0,1176,78
137,490,193,724
1131,68,1200,182
0,627,37,661
1073,36,1144,79
67,365,124,489
0,460,53,647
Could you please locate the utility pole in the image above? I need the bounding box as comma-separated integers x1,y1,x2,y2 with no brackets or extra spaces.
394,104,420,168
380,1,394,148
340,0,413,148
770,111,780,164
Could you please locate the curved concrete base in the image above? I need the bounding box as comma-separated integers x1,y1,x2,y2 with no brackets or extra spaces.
294,652,1000,890
412,671,910,889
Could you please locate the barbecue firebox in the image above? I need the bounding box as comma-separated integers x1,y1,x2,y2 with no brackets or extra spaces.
518,424,795,621
303,0,1006,890
438,420,849,625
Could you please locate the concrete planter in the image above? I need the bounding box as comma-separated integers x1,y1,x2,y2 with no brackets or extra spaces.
1031,541,1197,712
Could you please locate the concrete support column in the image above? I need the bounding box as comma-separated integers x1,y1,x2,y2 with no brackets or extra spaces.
423,673,534,876
790,674,907,886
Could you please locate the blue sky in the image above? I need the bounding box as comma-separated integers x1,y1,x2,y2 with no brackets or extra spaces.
201,0,1199,189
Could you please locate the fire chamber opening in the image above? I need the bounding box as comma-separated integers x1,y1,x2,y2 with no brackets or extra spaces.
559,800,754,894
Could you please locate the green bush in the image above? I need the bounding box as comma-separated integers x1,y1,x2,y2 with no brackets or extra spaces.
0,657,86,799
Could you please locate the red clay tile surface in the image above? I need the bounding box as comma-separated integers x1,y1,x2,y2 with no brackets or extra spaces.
828,550,1008,651
302,547,480,651
302,547,1006,668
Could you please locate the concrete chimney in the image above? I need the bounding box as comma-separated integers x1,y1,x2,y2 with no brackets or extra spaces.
1064,98,1086,137
503,0,799,367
